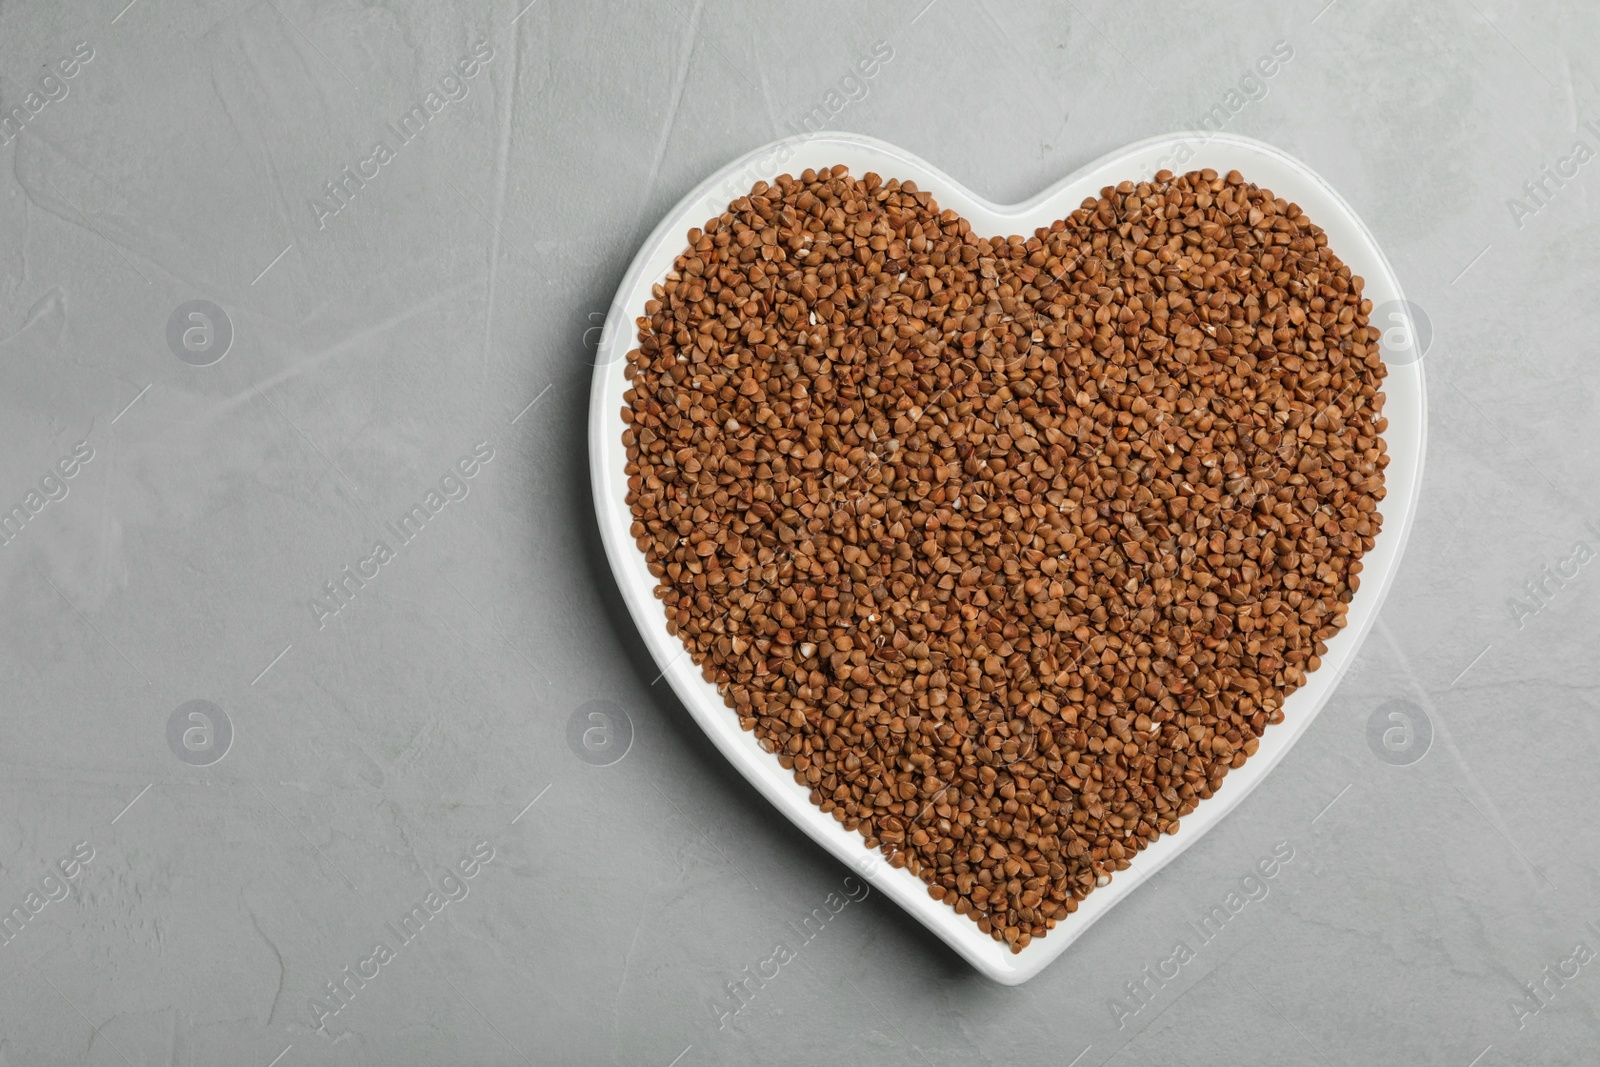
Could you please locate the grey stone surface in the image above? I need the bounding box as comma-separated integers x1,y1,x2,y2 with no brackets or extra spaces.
0,0,1595,1063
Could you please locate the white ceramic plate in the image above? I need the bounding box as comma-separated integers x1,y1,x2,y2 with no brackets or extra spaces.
588,132,1427,985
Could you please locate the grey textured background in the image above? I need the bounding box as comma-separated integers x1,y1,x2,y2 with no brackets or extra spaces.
1,0,1595,1064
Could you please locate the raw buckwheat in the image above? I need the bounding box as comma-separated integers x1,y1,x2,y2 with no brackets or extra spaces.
620,164,1387,952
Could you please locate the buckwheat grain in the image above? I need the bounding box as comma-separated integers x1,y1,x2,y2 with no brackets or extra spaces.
620,165,1387,951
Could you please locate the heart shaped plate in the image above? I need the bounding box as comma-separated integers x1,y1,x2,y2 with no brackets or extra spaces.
588,131,1426,984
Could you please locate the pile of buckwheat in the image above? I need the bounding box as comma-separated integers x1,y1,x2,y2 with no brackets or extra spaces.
621,165,1387,952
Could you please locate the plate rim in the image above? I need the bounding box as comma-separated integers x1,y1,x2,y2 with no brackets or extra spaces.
587,130,1428,985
